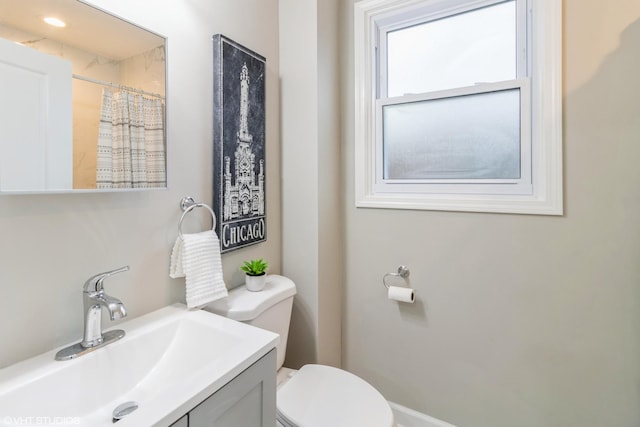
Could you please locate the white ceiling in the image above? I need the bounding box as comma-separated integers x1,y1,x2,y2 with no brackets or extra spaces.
0,0,164,60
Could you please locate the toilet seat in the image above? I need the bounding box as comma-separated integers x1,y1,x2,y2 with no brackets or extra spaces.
276,364,394,427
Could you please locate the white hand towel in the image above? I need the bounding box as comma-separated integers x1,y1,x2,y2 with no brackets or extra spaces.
170,230,227,308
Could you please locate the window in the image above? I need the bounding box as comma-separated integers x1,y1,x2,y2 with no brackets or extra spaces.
354,0,562,215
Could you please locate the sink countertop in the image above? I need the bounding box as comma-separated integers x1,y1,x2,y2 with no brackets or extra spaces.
0,303,279,427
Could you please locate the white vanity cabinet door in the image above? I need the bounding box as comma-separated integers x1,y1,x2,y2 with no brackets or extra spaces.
189,349,276,427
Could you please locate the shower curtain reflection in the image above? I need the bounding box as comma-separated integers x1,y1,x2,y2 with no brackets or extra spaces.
96,88,166,189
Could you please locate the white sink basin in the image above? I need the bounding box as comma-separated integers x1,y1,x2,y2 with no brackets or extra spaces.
0,304,278,426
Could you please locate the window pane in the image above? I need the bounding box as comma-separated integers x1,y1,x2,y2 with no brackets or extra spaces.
386,1,516,97
383,88,520,180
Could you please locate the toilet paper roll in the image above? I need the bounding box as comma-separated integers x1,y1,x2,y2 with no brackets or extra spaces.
388,285,415,303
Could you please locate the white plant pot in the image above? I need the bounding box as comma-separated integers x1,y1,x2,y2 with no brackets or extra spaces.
245,273,266,292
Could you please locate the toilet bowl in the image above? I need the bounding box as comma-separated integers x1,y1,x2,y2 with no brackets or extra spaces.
205,275,395,427
276,364,394,427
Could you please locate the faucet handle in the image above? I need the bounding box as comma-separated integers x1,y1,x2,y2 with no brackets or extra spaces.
83,266,130,293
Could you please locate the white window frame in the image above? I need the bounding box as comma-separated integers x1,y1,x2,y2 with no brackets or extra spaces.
354,0,563,215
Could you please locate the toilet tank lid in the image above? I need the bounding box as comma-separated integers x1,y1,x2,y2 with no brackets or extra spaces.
206,274,296,321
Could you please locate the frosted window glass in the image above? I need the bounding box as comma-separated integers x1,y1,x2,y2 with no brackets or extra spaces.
383,89,520,179
387,1,516,97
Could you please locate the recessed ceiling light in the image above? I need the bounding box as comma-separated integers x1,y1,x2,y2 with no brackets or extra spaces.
43,17,66,28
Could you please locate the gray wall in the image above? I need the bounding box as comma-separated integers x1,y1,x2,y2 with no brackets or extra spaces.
280,0,342,368
0,0,281,369
340,1,640,427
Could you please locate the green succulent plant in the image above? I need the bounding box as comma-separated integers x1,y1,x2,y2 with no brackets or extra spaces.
240,258,268,276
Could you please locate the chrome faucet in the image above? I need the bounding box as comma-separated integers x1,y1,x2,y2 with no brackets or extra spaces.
55,266,129,361
82,266,129,348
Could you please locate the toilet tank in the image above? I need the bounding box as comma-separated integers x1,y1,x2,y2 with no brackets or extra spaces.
206,274,296,370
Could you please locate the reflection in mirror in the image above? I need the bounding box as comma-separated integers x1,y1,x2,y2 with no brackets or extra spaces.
0,0,166,192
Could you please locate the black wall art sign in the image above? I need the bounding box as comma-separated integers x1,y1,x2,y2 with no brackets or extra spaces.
212,35,266,253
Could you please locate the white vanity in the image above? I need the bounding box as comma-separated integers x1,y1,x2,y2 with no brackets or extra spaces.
0,304,279,426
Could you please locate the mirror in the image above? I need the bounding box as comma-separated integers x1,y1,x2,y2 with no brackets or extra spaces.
0,0,166,193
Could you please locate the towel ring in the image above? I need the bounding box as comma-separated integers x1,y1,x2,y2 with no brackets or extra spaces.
383,265,410,289
178,196,216,240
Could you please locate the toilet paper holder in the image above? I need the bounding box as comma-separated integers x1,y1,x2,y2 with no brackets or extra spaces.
383,265,410,289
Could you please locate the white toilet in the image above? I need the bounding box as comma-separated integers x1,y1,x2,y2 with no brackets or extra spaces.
206,274,395,427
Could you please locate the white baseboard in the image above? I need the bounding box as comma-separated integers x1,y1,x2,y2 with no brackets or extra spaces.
389,401,457,427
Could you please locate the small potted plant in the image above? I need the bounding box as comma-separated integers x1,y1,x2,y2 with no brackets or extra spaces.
241,258,268,291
